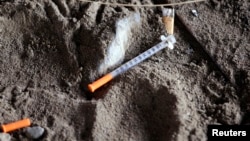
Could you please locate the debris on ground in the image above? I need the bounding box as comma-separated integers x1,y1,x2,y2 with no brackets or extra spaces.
191,9,198,17
98,12,141,75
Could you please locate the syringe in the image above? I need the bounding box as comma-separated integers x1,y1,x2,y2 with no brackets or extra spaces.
88,35,176,92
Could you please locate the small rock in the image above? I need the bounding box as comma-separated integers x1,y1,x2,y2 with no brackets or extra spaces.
12,86,22,95
191,9,198,17
27,80,36,89
65,81,72,87
72,17,77,23
0,133,11,141
27,49,34,58
186,48,194,55
23,47,34,59
25,126,45,139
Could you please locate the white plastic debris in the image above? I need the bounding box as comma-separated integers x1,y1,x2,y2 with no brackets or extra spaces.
160,35,176,49
191,10,198,17
98,13,141,75
160,35,167,41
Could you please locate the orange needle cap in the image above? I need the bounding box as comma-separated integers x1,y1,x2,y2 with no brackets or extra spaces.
88,73,113,92
1,118,31,133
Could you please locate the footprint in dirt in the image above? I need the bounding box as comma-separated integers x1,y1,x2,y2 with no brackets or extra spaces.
91,76,180,140
130,83,180,140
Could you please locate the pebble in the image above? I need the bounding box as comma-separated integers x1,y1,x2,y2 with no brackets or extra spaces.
25,126,45,139
27,48,34,58
27,80,36,89
185,48,194,55
12,86,22,95
0,133,11,141
72,17,77,23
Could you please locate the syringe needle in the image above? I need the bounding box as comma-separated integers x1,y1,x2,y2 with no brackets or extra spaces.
88,35,176,92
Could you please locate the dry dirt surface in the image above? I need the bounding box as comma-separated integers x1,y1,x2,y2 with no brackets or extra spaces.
0,0,249,141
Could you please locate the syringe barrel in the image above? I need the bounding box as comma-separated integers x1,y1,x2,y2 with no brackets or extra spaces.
111,35,176,77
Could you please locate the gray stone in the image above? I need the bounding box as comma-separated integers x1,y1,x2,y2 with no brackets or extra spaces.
72,17,77,23
25,126,45,139
12,86,22,95
0,133,11,141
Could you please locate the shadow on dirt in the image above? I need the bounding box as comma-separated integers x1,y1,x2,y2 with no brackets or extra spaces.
128,79,180,140
71,102,97,140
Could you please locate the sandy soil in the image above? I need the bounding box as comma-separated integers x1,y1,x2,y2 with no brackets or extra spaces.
0,0,249,140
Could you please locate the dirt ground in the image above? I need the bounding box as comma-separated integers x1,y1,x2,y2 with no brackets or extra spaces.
0,0,249,140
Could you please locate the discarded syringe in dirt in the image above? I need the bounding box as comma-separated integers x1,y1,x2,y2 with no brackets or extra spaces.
88,35,176,92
